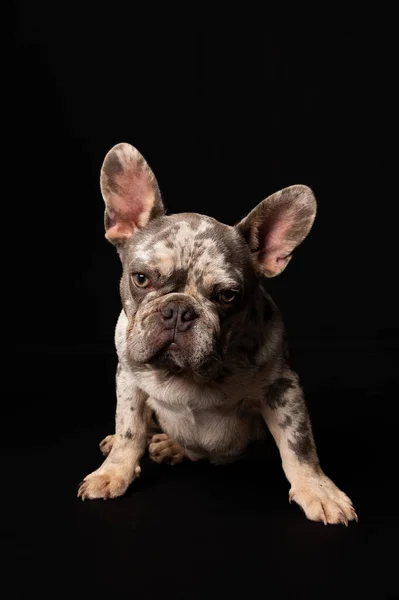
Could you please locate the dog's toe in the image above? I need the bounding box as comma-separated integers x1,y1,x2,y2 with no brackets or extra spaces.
289,476,357,525
149,434,186,465
99,434,115,456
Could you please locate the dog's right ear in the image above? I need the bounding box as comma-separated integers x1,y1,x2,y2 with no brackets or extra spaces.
236,185,317,277
100,143,165,246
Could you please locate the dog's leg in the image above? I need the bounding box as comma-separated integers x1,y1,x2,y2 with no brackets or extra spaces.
99,408,162,456
262,371,358,525
100,432,186,465
78,363,149,500
99,410,166,464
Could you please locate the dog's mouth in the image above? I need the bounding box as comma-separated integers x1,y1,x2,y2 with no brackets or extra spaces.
151,357,222,383
129,310,222,378
149,337,187,369
143,334,221,380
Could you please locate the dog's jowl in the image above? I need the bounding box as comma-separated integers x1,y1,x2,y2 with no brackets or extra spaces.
78,143,357,526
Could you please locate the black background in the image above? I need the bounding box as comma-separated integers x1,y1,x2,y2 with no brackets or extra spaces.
10,3,397,599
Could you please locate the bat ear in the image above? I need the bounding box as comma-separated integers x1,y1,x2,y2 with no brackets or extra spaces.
236,185,317,277
100,143,165,246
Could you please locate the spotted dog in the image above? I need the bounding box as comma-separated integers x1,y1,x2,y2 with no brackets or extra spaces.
78,143,357,526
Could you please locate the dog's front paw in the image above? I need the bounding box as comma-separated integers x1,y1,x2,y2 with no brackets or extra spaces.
77,465,140,501
289,475,358,525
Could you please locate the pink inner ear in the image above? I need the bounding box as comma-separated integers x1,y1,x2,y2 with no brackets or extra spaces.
264,218,292,254
242,184,316,277
258,213,294,275
104,197,144,241
104,168,156,240
105,219,139,242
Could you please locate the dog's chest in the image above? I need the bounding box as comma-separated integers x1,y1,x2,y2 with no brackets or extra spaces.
148,397,254,459
136,369,257,458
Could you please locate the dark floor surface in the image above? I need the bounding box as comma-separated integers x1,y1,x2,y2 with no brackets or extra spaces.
4,350,398,599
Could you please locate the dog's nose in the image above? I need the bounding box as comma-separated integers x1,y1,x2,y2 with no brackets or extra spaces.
160,303,198,332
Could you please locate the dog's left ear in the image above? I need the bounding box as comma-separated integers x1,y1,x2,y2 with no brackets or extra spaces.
236,185,317,277
100,143,165,245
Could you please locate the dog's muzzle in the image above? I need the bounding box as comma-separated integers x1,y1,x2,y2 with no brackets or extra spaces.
159,301,198,333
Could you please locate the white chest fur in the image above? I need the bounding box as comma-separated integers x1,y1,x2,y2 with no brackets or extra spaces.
116,311,264,461
134,367,257,461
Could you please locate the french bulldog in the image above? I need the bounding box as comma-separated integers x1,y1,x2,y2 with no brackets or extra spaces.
78,143,357,525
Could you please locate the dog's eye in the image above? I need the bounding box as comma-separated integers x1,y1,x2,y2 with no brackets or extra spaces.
132,273,150,288
219,290,236,303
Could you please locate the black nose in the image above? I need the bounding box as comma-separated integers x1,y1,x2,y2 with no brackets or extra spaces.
160,303,198,332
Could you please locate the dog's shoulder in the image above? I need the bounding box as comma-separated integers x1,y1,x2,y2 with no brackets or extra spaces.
115,310,129,363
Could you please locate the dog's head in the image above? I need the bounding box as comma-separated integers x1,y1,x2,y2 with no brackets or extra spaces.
100,143,316,376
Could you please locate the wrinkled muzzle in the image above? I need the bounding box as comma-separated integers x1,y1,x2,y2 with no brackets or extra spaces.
127,293,221,375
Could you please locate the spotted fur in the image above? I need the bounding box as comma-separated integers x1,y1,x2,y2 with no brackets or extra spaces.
78,143,357,526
